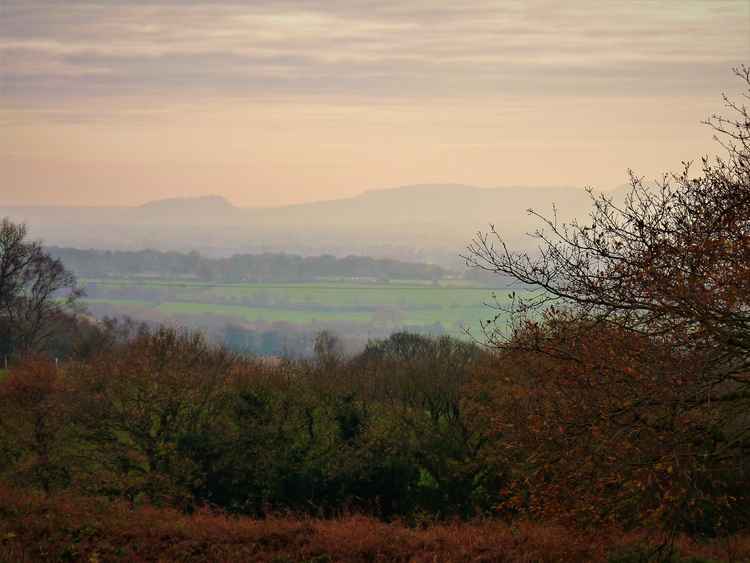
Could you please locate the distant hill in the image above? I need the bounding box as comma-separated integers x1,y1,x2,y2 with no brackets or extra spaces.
248,183,591,227
0,184,601,267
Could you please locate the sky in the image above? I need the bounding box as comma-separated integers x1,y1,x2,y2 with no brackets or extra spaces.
1,1,748,207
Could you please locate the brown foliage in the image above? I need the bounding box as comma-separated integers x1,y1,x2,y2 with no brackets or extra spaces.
0,358,72,493
465,67,750,535
1,484,747,562
484,319,748,532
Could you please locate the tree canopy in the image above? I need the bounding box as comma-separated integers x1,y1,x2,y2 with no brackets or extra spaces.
0,219,80,358
466,66,750,534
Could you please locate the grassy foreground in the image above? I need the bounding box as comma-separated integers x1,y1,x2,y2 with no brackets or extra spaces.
0,486,747,562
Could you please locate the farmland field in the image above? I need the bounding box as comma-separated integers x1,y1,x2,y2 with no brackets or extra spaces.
80,279,528,338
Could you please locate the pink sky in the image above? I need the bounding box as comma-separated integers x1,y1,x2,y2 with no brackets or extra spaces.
1,1,748,207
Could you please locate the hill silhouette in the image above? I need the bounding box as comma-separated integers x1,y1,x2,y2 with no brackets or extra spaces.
0,184,598,266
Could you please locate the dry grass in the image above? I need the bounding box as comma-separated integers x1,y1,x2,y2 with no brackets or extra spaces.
0,485,747,562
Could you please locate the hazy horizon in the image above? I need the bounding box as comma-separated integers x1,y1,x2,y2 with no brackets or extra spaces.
0,182,598,209
2,1,748,208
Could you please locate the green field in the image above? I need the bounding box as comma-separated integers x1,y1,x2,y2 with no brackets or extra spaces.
81,279,524,337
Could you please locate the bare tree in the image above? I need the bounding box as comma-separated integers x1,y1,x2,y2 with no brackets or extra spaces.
463,66,750,534
466,66,750,373
0,218,81,358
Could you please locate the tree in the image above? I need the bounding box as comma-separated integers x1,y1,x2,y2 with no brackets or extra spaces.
355,333,503,517
0,358,72,494
0,219,81,358
74,327,234,505
465,67,750,534
313,330,344,369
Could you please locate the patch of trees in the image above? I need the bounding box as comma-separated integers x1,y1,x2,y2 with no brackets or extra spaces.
0,329,503,521
464,66,750,535
47,247,449,283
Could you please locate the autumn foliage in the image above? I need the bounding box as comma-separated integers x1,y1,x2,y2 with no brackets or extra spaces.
466,66,750,537
2,484,749,562
2,68,750,560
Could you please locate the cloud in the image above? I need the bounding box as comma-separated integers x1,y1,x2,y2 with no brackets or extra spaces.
1,0,747,103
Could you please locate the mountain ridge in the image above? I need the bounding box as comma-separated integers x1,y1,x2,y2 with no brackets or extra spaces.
0,183,602,267
2,183,598,211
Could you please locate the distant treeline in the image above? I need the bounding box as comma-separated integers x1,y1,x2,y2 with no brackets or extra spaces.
222,320,447,358
47,247,450,283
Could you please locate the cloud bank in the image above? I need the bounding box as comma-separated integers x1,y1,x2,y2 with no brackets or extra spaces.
2,1,747,102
